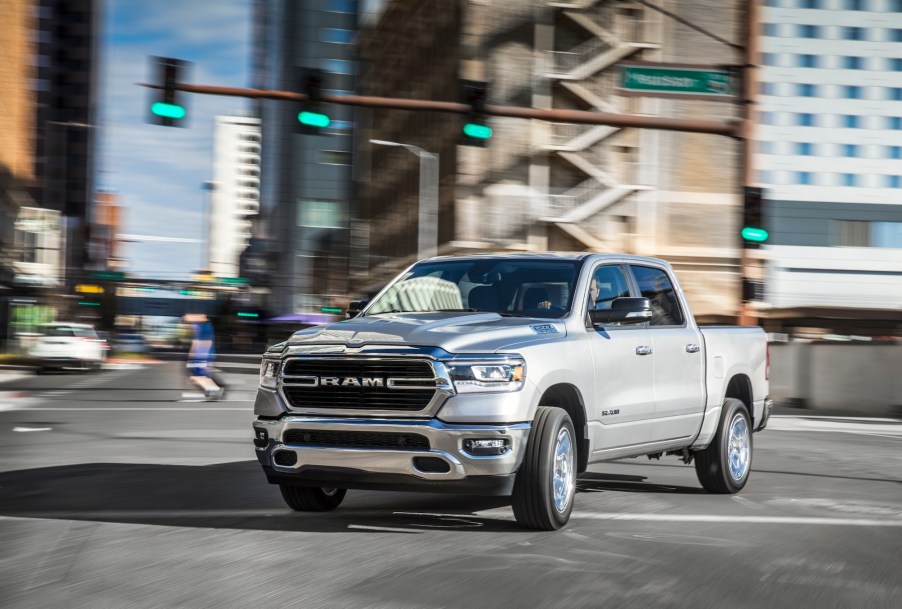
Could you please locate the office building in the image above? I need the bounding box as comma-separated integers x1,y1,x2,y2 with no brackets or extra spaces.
208,116,262,278
757,0,902,332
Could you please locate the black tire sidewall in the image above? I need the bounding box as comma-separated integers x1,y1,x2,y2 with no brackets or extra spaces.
538,409,576,527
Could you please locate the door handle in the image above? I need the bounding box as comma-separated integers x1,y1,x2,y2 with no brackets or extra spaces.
685,344,700,353
635,346,653,356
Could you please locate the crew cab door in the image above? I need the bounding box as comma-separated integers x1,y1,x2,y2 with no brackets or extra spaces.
627,264,705,442
586,263,657,452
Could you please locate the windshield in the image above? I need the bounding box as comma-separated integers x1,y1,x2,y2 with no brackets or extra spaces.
366,258,583,319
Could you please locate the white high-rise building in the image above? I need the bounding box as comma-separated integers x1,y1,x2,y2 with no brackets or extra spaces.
208,115,262,278
756,0,902,313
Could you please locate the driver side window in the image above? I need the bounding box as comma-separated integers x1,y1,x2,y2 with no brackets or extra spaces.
589,265,630,311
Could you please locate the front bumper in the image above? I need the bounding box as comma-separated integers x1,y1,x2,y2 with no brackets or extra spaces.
253,416,530,495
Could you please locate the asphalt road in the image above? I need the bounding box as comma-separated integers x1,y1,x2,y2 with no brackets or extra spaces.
0,363,900,609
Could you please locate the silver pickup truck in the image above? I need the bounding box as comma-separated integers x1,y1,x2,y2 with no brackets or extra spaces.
253,253,772,530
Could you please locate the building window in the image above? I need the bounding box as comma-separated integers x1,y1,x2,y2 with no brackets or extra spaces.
892,0,902,11
798,54,818,68
759,82,775,95
843,115,860,128
890,116,902,129
841,173,857,186
890,28,902,42
843,56,864,69
322,0,355,12
759,141,773,154
800,0,820,6
798,83,817,97
759,112,775,125
873,222,902,247
842,144,858,157
888,145,902,159
835,220,869,246
796,171,812,184
843,85,863,99
321,28,354,44
764,0,780,5
889,87,902,101
761,53,778,66
887,175,902,188
797,142,814,155
797,113,816,126
799,24,820,38
318,150,352,165
846,0,865,9
321,59,355,74
763,23,780,36
298,200,345,228
843,27,865,40
890,58,902,71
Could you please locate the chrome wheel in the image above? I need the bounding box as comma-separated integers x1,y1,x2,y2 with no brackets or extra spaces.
727,413,750,481
552,427,575,514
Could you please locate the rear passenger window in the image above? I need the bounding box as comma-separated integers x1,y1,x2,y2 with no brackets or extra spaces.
629,266,684,326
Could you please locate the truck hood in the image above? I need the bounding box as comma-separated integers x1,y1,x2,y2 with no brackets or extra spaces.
284,312,566,354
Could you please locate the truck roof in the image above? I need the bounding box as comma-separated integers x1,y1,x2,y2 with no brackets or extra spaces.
425,251,671,266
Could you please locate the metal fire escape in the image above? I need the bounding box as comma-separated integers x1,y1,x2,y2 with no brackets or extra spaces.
543,0,660,249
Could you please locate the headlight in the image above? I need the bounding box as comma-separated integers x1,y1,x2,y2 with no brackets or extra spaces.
260,359,280,389
447,359,525,393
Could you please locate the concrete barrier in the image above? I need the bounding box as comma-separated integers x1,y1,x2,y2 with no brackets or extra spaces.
769,342,902,415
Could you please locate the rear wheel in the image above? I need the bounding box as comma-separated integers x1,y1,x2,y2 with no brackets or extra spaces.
694,398,752,493
511,406,576,530
279,485,346,512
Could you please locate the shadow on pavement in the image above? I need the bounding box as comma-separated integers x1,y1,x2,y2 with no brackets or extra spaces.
0,461,524,533
576,471,706,494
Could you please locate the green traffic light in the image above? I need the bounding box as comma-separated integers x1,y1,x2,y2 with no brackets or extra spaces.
741,227,769,243
463,123,492,140
151,102,186,120
298,111,331,128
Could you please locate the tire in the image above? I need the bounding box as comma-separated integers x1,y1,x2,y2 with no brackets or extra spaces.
511,406,577,530
694,398,752,494
279,485,346,512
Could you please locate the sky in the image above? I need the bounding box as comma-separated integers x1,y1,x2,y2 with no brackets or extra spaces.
98,0,253,279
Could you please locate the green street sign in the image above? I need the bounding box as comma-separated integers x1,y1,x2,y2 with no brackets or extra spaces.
619,64,735,100
321,307,343,314
220,277,248,285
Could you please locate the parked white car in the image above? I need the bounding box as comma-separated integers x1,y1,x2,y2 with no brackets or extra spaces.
29,322,109,373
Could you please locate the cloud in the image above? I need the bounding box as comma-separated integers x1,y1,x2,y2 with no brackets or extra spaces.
97,0,252,278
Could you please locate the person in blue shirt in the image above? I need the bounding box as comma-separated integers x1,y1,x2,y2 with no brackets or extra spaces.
182,313,223,400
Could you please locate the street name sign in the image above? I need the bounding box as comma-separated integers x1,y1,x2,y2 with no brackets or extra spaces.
618,63,736,101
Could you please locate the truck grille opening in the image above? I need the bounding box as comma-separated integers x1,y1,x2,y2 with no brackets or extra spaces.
281,358,437,411
412,457,451,473
283,429,430,451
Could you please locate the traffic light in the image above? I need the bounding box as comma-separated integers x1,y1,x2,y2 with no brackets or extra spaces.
149,57,188,127
297,68,330,134
461,80,492,146
741,186,768,247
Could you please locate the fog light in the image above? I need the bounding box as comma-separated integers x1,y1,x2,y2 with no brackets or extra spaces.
273,450,297,466
253,427,268,448
463,438,510,456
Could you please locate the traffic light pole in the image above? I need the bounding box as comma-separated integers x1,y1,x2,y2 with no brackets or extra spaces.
140,82,740,137
738,0,761,327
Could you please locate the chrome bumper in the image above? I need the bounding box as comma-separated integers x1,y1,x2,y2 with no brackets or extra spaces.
253,416,530,485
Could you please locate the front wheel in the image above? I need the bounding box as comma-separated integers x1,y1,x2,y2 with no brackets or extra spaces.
511,406,576,530
279,485,346,512
694,398,752,493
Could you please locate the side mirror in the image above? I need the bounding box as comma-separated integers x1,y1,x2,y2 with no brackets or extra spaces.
589,297,652,326
346,299,368,318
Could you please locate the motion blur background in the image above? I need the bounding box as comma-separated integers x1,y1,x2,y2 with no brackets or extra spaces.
1,0,900,412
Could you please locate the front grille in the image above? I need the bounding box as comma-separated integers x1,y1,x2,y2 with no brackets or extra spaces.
283,429,430,450
281,358,436,411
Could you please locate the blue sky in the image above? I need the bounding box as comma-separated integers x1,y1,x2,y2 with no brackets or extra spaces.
98,0,252,279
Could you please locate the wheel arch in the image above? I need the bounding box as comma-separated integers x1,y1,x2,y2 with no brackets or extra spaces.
724,374,753,410
538,383,589,473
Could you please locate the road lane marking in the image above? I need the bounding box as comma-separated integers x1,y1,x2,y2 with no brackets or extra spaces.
12,407,253,411
12,426,52,432
348,524,421,533
569,513,902,527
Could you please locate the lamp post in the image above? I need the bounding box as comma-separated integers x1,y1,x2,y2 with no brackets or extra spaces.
369,139,439,259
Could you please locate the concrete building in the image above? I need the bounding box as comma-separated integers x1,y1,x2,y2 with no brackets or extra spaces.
356,0,746,319
252,0,358,315
756,0,902,334
207,116,262,279
90,192,124,271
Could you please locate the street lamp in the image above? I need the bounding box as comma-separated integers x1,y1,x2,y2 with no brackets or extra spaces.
369,139,439,260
